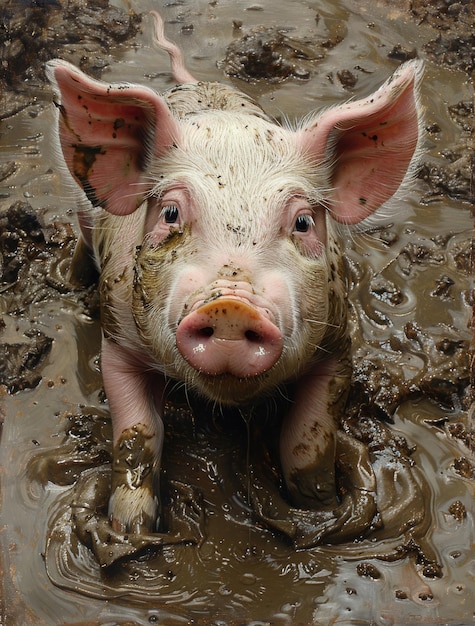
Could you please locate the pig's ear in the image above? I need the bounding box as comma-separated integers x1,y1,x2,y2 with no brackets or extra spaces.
299,61,422,224
47,59,180,216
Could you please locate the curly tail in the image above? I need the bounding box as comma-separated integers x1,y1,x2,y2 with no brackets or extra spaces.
150,11,198,84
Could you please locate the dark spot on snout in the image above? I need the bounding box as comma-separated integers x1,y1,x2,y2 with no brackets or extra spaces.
359,197,367,205
113,118,126,130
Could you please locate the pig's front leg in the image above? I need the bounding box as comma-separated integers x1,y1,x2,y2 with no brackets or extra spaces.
253,428,378,548
101,338,164,534
280,356,350,509
253,356,378,546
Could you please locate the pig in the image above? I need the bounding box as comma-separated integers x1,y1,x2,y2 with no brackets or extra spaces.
46,12,422,546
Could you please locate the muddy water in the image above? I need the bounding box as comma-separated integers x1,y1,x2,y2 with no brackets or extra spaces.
0,0,473,624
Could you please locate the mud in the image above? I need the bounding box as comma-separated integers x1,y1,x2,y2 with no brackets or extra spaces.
0,0,141,118
0,0,473,624
222,25,341,83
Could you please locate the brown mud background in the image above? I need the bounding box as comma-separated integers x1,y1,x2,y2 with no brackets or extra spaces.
0,0,473,624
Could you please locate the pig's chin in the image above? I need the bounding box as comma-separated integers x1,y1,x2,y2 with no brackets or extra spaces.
185,369,277,406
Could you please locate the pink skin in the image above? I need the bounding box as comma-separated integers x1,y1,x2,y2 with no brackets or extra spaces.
46,18,422,542
279,358,343,508
148,186,324,383
101,341,165,439
176,297,283,377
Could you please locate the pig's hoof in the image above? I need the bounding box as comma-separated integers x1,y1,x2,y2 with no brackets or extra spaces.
71,468,203,567
109,483,159,534
251,430,381,548
252,487,335,547
252,487,379,548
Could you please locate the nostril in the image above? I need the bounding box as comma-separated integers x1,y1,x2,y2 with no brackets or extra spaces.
244,329,262,343
197,327,263,342
198,327,214,338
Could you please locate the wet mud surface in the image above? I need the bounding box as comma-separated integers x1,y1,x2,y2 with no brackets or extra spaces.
0,0,473,624
0,0,141,117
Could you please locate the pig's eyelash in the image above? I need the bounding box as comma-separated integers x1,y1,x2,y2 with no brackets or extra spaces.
159,204,180,223
294,214,315,232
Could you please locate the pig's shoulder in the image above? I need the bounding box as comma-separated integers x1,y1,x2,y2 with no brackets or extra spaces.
163,82,269,120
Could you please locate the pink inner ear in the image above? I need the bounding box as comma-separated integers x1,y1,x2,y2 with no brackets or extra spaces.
50,61,180,216
298,62,421,224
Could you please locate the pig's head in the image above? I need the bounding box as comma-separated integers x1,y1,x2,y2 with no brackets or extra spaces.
133,112,334,403
47,60,422,405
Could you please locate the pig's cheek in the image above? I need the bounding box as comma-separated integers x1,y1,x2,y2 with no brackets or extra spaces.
258,246,330,355
290,230,324,258
131,228,198,356
256,269,296,338
136,224,193,283
290,257,330,357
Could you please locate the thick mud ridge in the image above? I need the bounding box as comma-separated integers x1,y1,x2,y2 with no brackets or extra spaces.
0,0,473,625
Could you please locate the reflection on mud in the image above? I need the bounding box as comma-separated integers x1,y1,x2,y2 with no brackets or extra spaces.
1,0,473,624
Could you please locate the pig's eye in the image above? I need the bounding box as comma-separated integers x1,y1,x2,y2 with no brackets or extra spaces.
294,214,314,233
161,204,179,224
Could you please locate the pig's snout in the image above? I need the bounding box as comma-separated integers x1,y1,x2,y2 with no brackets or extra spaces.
176,298,283,378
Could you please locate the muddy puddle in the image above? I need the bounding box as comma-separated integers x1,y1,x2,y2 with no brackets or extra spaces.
0,0,473,624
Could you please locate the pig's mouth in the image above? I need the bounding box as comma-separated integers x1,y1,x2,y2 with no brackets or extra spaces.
175,297,284,380
183,363,284,407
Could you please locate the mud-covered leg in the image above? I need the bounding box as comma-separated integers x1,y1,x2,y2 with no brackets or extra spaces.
109,423,161,533
71,468,206,567
101,337,164,533
279,357,350,509
252,429,378,548
253,355,379,546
